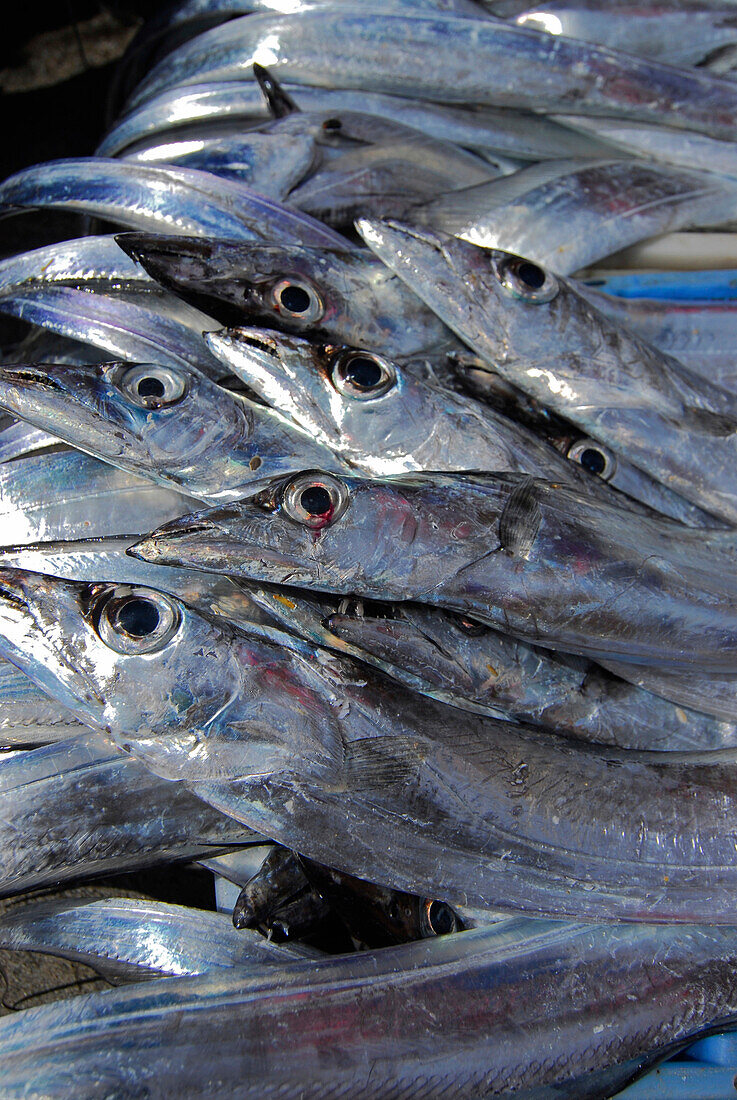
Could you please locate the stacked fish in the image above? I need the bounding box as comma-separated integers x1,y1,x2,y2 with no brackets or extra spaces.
5,0,737,1095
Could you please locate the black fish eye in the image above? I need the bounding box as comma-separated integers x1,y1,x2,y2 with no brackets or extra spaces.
300,485,332,517
96,587,181,654
271,277,324,323
566,438,616,481
322,117,342,132
119,364,187,408
497,256,559,303
422,899,459,937
332,350,396,400
282,473,350,528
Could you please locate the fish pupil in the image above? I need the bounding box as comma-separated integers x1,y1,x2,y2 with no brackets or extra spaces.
116,598,160,637
345,356,383,390
300,485,332,516
136,376,166,398
280,284,312,313
517,261,545,290
580,447,606,476
427,901,456,936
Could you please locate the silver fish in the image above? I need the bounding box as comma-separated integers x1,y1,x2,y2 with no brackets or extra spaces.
0,657,87,748
0,897,307,980
116,232,458,359
0,360,346,503
99,80,609,163
132,470,737,672
0,732,256,897
128,9,737,142
121,130,316,194
358,220,737,525
0,920,736,1098
415,158,737,275
205,325,716,524
0,235,151,298
493,0,737,67
0,158,350,248
7,567,737,921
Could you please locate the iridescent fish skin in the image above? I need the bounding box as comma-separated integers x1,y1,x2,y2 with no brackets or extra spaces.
0,897,306,980
128,10,737,143
358,220,737,526
132,470,737,672
4,921,737,1099
0,159,350,248
414,158,737,275
116,233,456,359
0,360,346,504
6,566,737,921
0,733,255,897
0,236,150,298
204,325,715,522
0,657,87,748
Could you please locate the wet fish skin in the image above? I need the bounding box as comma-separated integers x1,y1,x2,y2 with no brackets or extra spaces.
324,604,737,751
0,897,307,980
0,733,256,897
116,232,456,359
128,10,737,143
0,360,346,504
8,567,737,921
0,657,88,748
358,219,737,526
415,158,737,275
206,325,718,524
2,920,737,1098
0,236,151,298
0,158,350,249
133,470,737,672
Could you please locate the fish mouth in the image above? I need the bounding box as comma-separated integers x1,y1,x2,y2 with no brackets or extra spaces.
115,232,213,266
0,365,63,391
356,216,446,253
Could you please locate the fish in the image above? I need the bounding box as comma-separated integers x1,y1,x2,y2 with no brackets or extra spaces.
231,845,332,941
121,130,317,195
0,897,308,980
98,79,608,163
116,233,458,359
0,657,88,748
0,235,151,298
0,732,257,897
128,9,737,143
132,469,737,672
358,220,737,525
205,325,717,525
5,567,737,920
0,360,347,504
2,919,737,1097
414,158,737,275
0,158,351,248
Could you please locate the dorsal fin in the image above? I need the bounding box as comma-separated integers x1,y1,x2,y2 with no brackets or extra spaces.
253,63,300,118
498,478,542,560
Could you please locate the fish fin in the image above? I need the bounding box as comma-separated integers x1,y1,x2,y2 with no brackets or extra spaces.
345,736,427,791
498,478,541,559
253,64,300,118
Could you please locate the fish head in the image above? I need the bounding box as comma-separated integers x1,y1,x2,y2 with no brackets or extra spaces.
116,234,442,358
357,218,566,369
0,360,253,479
0,566,250,772
130,469,511,602
205,326,436,473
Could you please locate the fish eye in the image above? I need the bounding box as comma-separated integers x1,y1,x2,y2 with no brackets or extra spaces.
271,277,324,323
119,364,187,409
332,350,396,400
281,472,349,528
567,438,616,481
421,899,460,937
496,255,558,303
96,586,181,654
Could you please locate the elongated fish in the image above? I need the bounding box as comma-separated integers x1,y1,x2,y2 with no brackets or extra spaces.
0,733,256,897
0,657,87,747
132,470,737,672
358,220,737,525
5,568,737,920
0,897,307,980
0,159,350,248
0,361,346,503
127,10,737,144
415,158,737,275
0,921,735,1098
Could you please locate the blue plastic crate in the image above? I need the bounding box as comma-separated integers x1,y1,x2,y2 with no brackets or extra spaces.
614,1033,737,1098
